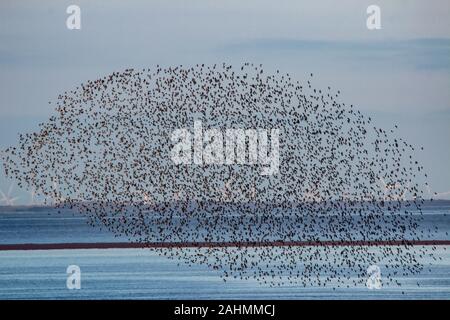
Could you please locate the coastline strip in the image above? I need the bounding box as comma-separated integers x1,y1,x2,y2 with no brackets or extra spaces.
0,240,449,251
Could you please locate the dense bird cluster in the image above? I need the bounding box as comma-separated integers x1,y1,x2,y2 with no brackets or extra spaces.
2,63,438,288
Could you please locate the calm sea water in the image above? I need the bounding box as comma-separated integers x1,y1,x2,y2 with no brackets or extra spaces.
0,203,449,299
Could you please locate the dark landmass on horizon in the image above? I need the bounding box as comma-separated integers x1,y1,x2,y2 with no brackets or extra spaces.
1,199,449,212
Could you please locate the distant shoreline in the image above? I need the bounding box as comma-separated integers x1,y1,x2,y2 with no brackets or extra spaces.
1,240,450,251
1,199,450,211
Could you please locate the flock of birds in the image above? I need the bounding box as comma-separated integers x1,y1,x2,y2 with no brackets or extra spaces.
1,63,439,288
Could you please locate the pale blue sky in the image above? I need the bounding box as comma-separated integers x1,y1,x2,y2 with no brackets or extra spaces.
0,0,449,203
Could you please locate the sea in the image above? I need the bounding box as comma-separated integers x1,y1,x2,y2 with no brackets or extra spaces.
0,202,449,300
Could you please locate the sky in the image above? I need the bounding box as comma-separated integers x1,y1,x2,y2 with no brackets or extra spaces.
0,0,449,204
